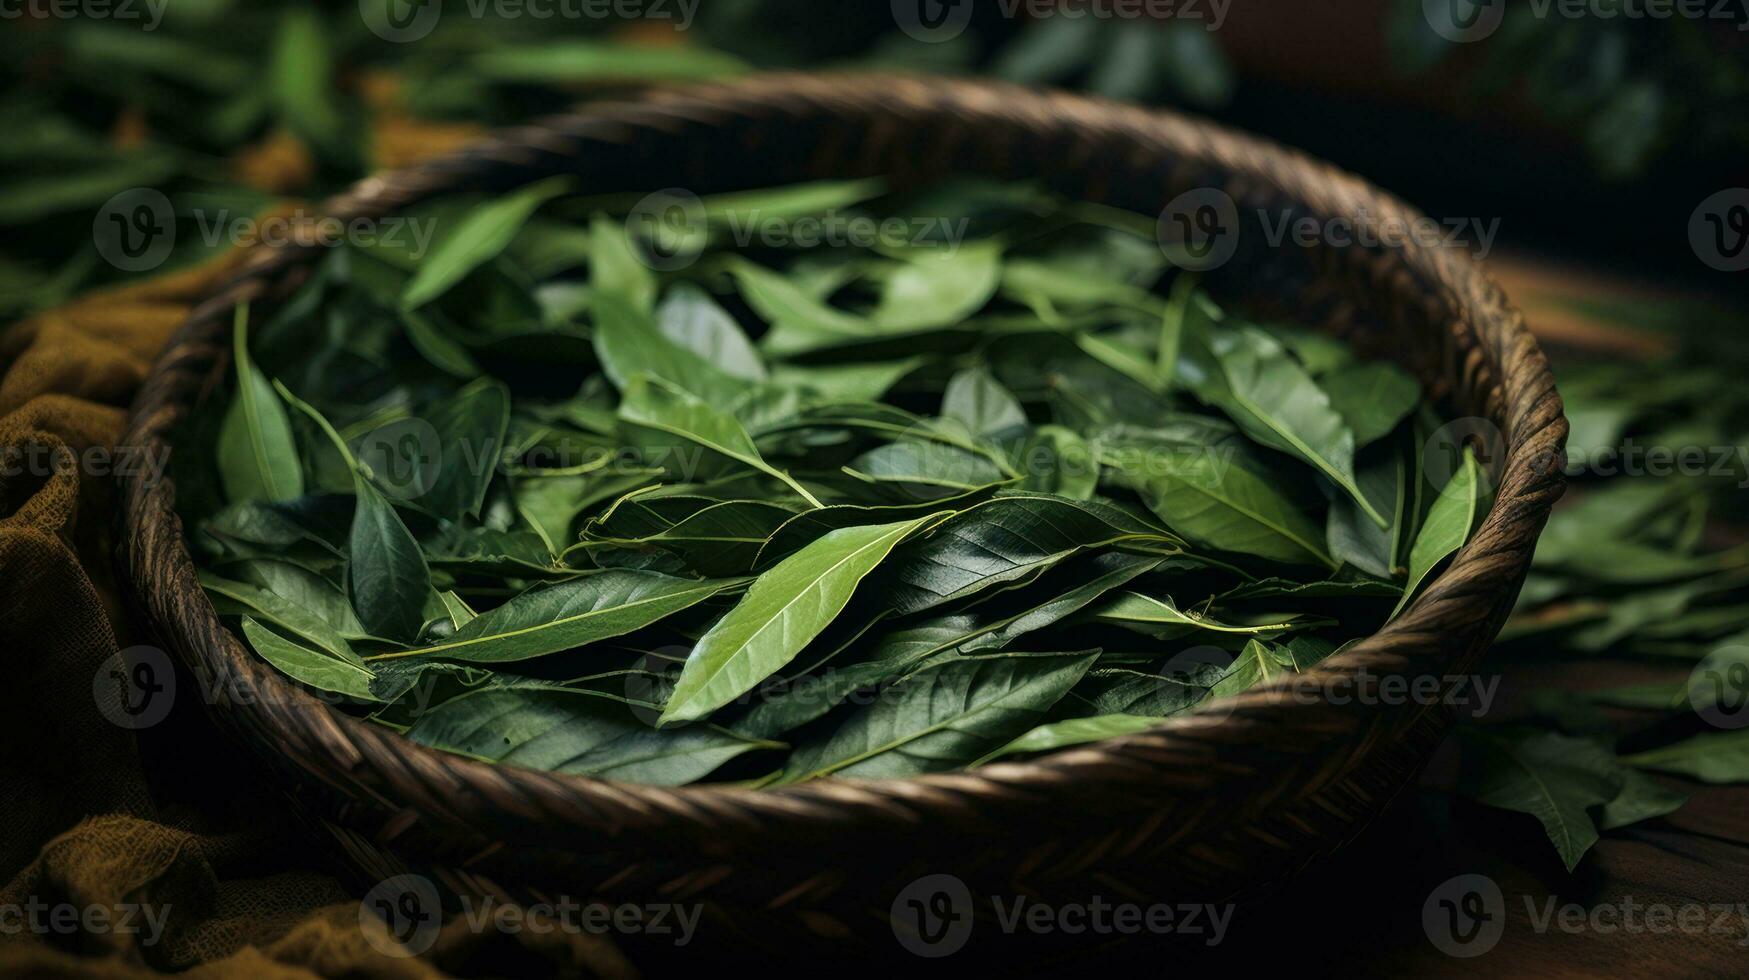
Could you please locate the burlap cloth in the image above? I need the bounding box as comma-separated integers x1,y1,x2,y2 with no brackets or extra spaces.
0,110,636,978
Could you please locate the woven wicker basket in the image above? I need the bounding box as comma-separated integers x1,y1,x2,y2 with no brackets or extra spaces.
118,74,1567,962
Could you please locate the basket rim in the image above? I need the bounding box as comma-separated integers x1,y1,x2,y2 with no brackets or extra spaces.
118,71,1567,835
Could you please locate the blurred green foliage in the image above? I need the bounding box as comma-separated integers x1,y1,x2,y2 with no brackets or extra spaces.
0,0,1236,315
1393,0,1749,181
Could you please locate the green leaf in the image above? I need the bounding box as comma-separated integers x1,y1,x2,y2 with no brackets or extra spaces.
883,494,1181,615
592,291,738,401
1207,638,1298,700
1087,22,1159,101
580,498,797,577
656,283,766,382
870,242,1004,333
406,688,775,785
1458,730,1626,871
1328,435,1412,579
202,565,369,661
1321,362,1422,447
217,305,304,504
940,366,1027,440
1625,730,1749,784
777,653,1096,782
348,479,434,645
1188,325,1385,526
844,442,1007,496
659,516,945,725
269,8,345,157
275,382,431,643
419,378,511,522
618,374,821,507
403,178,573,309
1599,770,1689,829
587,214,657,312
438,591,477,630
472,41,748,83
1101,432,1335,569
972,713,1160,765
1086,591,1302,638
368,571,743,666
727,258,871,356
862,552,1161,671
242,618,380,702
1017,425,1098,499
400,311,482,378
1393,448,1484,618
703,179,886,223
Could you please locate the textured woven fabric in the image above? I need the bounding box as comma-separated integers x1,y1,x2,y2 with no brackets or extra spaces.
0,116,634,977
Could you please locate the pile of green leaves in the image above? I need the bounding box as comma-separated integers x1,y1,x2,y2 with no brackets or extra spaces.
183,177,1484,787
1456,311,1749,869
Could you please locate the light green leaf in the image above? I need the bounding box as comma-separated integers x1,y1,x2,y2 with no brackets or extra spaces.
1625,730,1749,784
656,283,766,382
618,374,820,507
1393,447,1484,618
1189,325,1384,526
585,214,657,311
368,571,742,666
217,305,304,504
1086,591,1301,637
403,177,572,309
659,516,944,725
592,291,738,401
